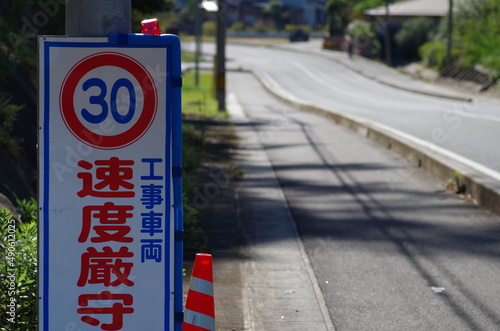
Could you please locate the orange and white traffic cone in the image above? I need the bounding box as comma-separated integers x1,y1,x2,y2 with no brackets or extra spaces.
183,253,215,331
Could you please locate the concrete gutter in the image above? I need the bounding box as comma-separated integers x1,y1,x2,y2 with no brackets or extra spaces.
253,69,500,218
338,62,474,103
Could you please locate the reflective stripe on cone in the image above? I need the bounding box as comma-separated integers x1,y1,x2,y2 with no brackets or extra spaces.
183,253,215,331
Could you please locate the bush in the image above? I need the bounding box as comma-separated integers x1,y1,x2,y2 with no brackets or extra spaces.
419,40,447,70
395,17,437,60
228,21,246,33
0,204,38,331
203,21,216,37
347,20,380,57
0,94,24,157
326,0,351,35
453,0,500,72
347,20,375,40
253,20,277,33
284,24,311,33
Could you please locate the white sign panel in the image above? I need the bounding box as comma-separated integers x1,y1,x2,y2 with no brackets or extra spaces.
38,35,183,331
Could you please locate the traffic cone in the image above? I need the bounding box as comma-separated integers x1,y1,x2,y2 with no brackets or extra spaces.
183,253,215,331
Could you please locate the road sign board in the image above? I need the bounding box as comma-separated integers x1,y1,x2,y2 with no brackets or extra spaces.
38,34,183,331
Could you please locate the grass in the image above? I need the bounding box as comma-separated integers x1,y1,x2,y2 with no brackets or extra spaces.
182,70,226,119
181,70,228,253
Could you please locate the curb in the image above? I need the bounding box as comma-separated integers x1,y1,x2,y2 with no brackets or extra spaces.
272,44,474,103
320,54,473,103
253,70,500,218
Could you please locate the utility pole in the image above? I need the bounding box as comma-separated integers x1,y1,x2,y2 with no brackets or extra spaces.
66,0,131,36
200,0,225,110
445,0,454,66
384,0,392,66
195,0,203,87
215,0,226,111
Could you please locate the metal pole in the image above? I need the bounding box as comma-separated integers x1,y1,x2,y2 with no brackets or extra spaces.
66,0,131,36
195,1,202,87
215,1,226,111
445,0,454,66
384,0,392,66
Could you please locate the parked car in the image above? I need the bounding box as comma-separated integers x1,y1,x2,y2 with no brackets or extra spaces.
322,34,342,49
289,29,309,42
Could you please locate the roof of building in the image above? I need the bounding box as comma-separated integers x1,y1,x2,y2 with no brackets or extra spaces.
364,0,449,17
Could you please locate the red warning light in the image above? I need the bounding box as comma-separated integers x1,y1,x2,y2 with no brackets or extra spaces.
141,18,161,35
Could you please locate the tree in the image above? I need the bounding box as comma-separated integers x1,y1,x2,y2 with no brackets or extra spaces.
325,0,352,36
131,0,175,31
395,17,437,60
453,0,500,71
419,0,500,72
264,1,289,31
0,0,178,203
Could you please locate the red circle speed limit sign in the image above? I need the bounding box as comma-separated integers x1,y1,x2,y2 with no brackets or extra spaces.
60,52,158,149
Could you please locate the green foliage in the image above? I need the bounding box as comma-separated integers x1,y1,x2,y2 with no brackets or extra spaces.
0,94,24,156
325,0,351,35
181,122,209,253
183,195,208,253
426,0,500,73
227,21,247,33
203,21,217,37
419,40,447,70
132,0,175,32
394,17,437,60
182,71,225,118
346,20,380,56
182,123,204,173
285,24,311,33
0,1,35,80
347,20,375,40
0,0,65,80
16,197,37,224
253,20,278,33
0,206,38,330
263,0,290,31
452,0,500,72
181,71,227,252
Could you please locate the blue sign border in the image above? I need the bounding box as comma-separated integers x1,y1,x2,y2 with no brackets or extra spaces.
39,34,183,331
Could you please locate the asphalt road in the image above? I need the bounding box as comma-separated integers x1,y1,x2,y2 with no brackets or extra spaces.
185,40,500,173
228,71,500,330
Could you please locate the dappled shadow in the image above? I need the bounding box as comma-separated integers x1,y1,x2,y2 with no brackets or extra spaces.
232,148,500,330
186,71,500,329
226,103,500,330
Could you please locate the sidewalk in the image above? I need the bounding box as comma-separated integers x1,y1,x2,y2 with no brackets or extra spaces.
227,95,335,331
182,96,335,331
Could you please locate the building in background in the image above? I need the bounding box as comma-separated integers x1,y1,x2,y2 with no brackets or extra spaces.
281,0,327,27
364,0,449,28
173,0,327,29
